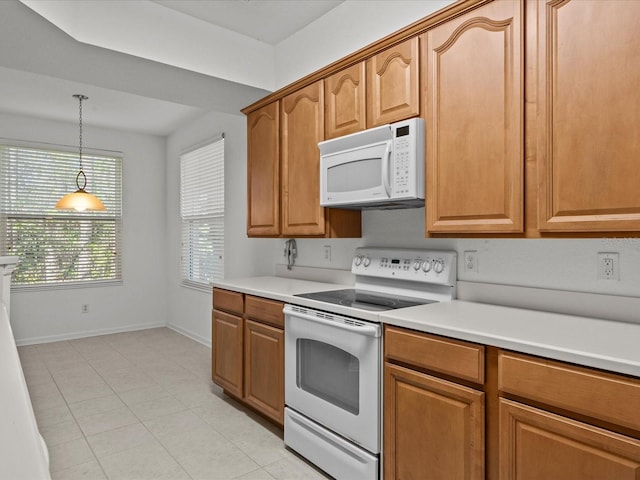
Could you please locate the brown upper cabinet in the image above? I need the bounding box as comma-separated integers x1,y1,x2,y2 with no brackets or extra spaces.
243,0,640,238
245,85,360,238
325,62,367,140
246,102,280,236
423,0,524,233
536,0,640,232
281,81,327,236
367,37,420,128
281,81,361,237
325,37,420,139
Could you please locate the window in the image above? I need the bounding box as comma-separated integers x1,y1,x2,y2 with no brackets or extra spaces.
180,136,224,289
0,142,122,289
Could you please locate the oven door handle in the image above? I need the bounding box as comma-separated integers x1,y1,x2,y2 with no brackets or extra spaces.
285,306,381,337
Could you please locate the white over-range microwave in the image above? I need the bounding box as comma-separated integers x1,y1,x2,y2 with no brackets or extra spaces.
319,117,425,209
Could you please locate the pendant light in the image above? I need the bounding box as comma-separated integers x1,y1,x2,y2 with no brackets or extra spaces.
55,94,105,211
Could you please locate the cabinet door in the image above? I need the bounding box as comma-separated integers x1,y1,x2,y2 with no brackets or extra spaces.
537,0,640,232
367,37,420,127
500,399,640,480
281,81,326,236
212,309,243,398
384,363,485,480
424,0,523,233
325,62,366,139
244,319,284,426
247,102,280,236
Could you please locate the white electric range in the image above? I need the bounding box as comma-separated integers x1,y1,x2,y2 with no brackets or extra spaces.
284,247,457,480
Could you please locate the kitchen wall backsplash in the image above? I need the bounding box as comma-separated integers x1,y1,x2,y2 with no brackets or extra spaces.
280,208,640,300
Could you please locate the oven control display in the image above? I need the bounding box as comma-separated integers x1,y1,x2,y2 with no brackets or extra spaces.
353,248,457,286
379,257,412,270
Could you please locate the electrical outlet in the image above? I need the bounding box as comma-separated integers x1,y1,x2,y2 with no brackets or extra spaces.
463,250,478,273
323,245,332,263
597,252,619,281
81,304,89,313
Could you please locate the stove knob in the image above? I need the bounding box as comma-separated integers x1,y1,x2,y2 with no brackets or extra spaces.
434,260,444,274
354,255,363,266
422,260,432,273
413,259,422,271
363,256,371,267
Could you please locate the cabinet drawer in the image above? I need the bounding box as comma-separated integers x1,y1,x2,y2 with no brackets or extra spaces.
500,398,640,479
212,288,244,315
245,296,284,328
385,326,485,384
498,351,640,432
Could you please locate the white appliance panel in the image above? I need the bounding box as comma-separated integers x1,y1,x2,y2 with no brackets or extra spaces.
284,305,381,454
285,408,379,480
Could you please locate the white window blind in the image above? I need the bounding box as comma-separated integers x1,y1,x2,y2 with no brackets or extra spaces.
0,143,123,289
180,136,224,289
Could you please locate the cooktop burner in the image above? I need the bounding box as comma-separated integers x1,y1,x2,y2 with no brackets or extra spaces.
295,289,436,312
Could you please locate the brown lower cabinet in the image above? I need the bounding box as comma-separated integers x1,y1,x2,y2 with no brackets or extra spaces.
500,399,640,480
212,288,284,426
384,325,486,480
384,363,485,479
244,319,284,424
384,325,640,480
212,308,243,398
498,351,640,479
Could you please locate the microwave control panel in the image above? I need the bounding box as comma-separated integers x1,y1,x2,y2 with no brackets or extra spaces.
391,118,424,198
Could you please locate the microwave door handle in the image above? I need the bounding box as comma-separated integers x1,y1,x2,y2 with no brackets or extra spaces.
382,141,392,198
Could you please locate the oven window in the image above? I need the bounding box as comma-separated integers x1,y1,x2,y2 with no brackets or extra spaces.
296,339,359,415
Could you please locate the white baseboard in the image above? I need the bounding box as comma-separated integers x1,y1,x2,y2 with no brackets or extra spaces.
167,322,211,347
15,322,166,347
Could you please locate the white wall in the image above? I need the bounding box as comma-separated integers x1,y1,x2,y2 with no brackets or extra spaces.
288,209,640,298
1,112,168,345
165,111,278,345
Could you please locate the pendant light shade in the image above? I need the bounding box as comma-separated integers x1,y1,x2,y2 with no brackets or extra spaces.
55,189,106,212
55,94,105,211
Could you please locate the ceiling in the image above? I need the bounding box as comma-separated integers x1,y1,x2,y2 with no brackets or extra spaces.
0,0,344,136
152,0,343,45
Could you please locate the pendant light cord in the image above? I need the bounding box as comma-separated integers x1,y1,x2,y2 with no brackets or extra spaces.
73,94,88,191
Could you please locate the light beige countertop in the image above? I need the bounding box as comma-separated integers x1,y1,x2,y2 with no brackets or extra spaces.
381,300,640,378
213,276,640,378
214,275,382,321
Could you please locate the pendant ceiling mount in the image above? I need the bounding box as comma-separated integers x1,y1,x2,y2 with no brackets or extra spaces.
55,94,106,212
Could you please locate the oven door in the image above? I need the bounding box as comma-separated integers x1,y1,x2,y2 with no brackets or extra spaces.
284,304,381,454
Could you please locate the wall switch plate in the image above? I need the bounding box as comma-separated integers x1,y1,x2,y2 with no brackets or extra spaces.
597,252,619,281
81,304,89,313
323,245,331,263
463,250,478,273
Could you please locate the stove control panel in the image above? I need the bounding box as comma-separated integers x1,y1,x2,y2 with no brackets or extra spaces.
352,247,457,286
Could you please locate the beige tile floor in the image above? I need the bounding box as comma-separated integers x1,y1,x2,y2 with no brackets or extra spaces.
18,327,331,480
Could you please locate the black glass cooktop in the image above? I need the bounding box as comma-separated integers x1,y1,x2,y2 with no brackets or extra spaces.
294,289,436,312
